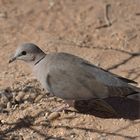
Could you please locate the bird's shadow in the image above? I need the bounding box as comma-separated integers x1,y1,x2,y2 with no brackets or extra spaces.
74,97,140,120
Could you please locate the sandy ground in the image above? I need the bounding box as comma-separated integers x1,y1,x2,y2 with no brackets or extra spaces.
0,0,140,139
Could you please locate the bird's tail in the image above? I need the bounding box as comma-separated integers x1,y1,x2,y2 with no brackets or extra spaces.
126,85,140,101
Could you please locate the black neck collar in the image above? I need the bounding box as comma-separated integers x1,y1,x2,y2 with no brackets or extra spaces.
34,55,45,65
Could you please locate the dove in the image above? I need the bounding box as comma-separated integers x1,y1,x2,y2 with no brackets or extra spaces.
9,43,140,113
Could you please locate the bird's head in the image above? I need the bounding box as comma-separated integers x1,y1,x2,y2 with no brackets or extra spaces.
9,43,46,66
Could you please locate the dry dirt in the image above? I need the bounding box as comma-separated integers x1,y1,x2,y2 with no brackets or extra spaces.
0,0,140,140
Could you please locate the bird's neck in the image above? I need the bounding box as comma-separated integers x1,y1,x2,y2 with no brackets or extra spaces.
34,54,46,65
28,53,46,67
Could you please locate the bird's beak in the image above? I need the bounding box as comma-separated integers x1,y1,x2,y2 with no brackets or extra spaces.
9,56,17,63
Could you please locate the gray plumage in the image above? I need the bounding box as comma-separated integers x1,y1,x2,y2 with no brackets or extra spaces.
9,43,140,101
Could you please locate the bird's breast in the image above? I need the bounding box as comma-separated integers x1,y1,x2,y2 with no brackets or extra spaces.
33,64,49,91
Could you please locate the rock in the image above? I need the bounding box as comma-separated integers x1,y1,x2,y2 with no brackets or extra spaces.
15,91,25,103
45,112,50,118
47,112,60,121
7,101,12,110
0,90,10,109
1,120,6,124
34,94,44,102
0,12,7,19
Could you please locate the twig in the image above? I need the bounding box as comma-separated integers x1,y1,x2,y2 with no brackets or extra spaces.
135,13,140,16
105,4,112,26
91,46,140,56
128,34,137,41
96,4,112,29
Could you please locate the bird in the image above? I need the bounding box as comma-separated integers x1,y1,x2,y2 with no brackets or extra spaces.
9,43,140,114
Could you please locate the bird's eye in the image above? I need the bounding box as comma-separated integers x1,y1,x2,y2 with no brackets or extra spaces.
21,51,27,55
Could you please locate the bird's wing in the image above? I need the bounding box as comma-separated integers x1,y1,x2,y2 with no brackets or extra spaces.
82,62,137,84
81,61,138,97
46,53,137,99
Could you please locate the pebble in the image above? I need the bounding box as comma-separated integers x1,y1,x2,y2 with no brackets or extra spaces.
15,91,25,103
7,102,12,109
40,121,50,126
70,134,75,138
34,94,44,102
1,120,6,124
0,94,9,108
120,118,124,121
0,12,7,19
12,104,19,110
47,112,60,121
45,112,50,117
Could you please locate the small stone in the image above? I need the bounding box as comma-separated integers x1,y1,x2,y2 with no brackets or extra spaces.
34,94,43,102
47,112,60,121
12,104,19,110
0,12,7,19
1,120,6,124
120,118,124,121
101,133,107,137
70,134,75,138
40,121,50,126
15,95,22,102
0,93,9,108
15,92,25,103
7,102,12,109
45,112,50,118
24,100,28,104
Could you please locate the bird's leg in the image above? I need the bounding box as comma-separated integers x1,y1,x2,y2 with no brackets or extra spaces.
52,100,75,112
94,99,118,116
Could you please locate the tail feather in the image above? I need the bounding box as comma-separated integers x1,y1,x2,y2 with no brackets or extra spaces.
129,85,140,94
107,85,140,98
126,85,140,101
